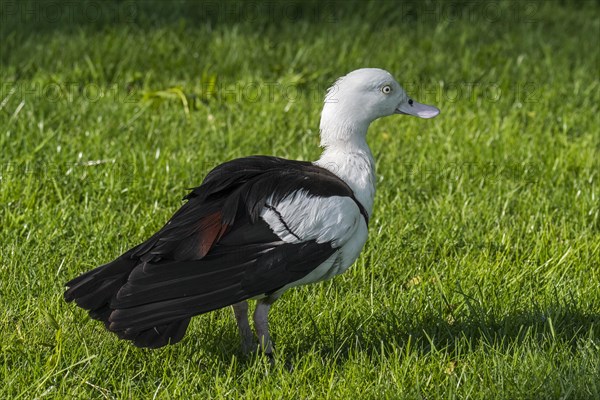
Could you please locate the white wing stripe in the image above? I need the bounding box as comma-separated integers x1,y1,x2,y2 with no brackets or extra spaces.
261,190,361,247
264,204,301,241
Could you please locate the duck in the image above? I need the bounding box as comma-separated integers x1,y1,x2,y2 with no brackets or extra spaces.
64,68,440,357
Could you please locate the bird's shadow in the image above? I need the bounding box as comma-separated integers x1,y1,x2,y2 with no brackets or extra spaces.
179,299,599,370
291,304,600,364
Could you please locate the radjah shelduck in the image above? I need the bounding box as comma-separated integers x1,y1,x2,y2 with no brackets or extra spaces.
64,68,440,358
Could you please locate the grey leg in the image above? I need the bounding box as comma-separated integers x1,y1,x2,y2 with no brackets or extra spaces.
253,299,274,356
232,301,256,354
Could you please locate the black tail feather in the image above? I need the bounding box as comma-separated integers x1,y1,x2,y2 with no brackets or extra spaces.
64,253,194,348
133,318,191,348
64,253,136,304
110,318,191,348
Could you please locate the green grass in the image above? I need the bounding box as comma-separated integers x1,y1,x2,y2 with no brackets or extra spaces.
1,0,599,398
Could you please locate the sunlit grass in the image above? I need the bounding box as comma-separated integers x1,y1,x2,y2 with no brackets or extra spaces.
1,1,599,398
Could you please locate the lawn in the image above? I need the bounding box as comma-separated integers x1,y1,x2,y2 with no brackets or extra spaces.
1,0,599,398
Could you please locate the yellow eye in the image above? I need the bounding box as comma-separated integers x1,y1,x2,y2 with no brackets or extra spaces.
382,85,392,94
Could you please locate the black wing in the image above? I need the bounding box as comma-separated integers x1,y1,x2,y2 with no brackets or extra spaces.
64,156,364,348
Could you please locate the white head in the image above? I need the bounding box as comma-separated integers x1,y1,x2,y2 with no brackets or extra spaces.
319,68,440,147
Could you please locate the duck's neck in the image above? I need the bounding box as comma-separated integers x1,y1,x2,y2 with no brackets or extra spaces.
314,120,376,216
